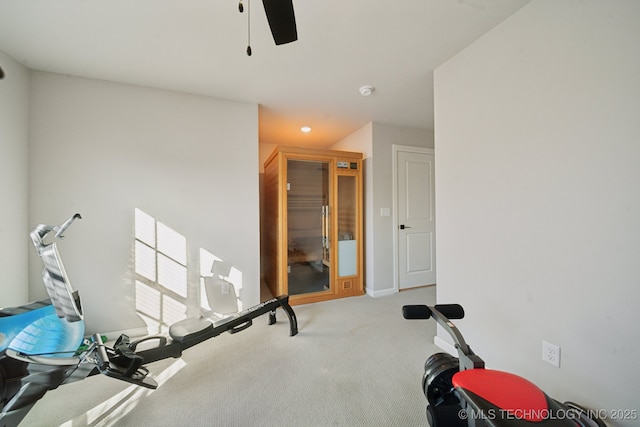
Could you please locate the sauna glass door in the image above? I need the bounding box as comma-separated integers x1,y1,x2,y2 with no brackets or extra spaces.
286,159,330,296
337,174,357,277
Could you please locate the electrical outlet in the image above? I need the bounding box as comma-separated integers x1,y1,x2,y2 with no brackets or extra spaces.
542,340,560,368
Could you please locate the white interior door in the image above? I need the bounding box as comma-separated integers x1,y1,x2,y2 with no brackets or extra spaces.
396,148,435,289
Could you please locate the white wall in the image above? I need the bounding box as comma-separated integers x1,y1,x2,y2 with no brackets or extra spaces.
334,122,433,297
370,123,433,296
28,72,260,334
434,1,640,424
331,122,373,158
0,51,29,306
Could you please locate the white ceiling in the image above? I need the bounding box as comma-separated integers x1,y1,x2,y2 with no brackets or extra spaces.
0,0,530,148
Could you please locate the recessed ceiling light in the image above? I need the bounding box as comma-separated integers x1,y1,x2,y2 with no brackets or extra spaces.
301,126,312,133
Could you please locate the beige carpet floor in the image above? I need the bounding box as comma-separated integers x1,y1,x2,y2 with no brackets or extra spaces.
22,286,438,427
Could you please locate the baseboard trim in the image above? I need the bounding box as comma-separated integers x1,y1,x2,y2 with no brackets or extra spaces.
366,288,397,298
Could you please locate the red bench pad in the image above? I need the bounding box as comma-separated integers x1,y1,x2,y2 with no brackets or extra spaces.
452,369,548,422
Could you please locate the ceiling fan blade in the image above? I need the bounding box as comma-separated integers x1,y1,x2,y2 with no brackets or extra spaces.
262,0,297,45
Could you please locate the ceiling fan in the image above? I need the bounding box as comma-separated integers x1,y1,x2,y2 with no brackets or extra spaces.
238,0,298,55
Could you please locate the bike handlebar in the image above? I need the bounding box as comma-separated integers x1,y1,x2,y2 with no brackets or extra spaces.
55,213,82,239
403,303,484,370
435,304,465,320
402,304,465,320
31,213,82,253
402,304,431,319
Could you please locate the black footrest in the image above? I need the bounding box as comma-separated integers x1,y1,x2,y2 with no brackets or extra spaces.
103,366,158,389
112,334,145,376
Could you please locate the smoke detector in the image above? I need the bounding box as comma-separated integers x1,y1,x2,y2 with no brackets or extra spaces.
359,85,375,96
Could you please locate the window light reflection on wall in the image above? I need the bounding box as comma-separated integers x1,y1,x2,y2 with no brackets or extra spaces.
134,209,244,335
134,208,188,334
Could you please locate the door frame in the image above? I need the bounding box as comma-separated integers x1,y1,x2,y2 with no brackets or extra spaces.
392,144,435,293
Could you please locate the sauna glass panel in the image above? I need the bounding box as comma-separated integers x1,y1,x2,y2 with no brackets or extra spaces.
337,175,357,277
287,159,330,295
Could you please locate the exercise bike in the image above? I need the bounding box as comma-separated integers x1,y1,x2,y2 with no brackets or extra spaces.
0,213,298,426
402,304,605,427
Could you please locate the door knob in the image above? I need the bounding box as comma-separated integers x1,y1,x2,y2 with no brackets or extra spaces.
399,224,411,229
